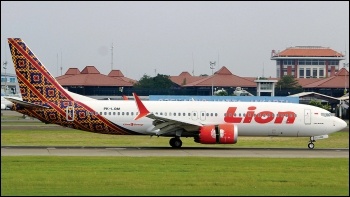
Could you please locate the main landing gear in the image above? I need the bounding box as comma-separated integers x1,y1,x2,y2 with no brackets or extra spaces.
169,137,182,148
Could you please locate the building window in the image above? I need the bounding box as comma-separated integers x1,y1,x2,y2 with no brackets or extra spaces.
299,68,304,78
312,60,318,65
306,68,311,78
319,69,324,78
329,60,339,65
313,68,317,78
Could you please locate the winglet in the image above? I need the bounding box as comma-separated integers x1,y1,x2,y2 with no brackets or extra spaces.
133,93,150,120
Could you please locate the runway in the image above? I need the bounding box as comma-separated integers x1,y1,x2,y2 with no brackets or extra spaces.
1,146,348,158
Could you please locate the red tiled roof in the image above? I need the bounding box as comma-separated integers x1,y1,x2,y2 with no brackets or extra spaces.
183,66,256,87
81,66,100,74
108,70,124,77
65,68,80,75
108,70,137,84
303,70,348,89
170,72,207,86
214,66,232,75
56,66,134,86
275,46,344,57
335,67,349,76
296,78,323,87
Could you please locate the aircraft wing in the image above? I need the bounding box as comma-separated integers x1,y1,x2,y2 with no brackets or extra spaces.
146,113,202,134
133,93,202,135
5,97,51,109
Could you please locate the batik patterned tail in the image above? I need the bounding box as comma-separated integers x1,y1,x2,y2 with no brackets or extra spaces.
8,38,73,103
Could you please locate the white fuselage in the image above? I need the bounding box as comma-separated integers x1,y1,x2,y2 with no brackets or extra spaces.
79,100,346,137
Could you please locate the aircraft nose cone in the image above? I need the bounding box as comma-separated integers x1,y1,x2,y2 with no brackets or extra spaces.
340,119,348,130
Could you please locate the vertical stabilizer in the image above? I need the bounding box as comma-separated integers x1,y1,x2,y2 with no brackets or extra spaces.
8,38,73,103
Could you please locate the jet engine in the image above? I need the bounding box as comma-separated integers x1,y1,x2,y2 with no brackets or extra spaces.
194,124,238,144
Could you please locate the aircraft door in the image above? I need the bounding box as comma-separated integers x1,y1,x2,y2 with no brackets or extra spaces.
66,106,75,122
304,109,311,125
200,111,206,121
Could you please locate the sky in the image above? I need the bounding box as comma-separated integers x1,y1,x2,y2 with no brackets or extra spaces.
1,1,349,80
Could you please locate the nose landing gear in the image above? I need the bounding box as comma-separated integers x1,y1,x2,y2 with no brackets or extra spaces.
307,135,329,149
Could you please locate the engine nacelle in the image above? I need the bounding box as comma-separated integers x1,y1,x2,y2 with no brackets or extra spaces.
195,124,238,144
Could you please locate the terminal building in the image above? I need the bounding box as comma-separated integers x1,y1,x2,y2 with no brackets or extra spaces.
271,46,345,78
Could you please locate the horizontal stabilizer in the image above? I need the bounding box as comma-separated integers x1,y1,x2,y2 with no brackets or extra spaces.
5,97,50,109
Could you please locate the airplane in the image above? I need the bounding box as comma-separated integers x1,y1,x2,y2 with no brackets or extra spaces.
1,93,22,110
6,38,347,149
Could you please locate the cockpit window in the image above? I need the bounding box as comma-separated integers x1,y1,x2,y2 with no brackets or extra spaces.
321,113,333,117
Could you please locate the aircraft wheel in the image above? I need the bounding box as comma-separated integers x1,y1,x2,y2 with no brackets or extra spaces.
173,138,182,148
308,142,314,149
169,138,176,147
169,138,182,148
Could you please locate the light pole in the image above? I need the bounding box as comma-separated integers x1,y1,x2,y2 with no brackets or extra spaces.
210,61,216,96
344,63,349,94
3,61,7,95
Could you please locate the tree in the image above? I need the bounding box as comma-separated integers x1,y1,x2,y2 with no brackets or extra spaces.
276,75,302,90
214,88,228,96
134,74,174,89
308,99,331,111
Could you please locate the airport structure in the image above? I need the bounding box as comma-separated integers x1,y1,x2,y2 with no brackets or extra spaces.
1,73,19,95
271,46,345,79
2,45,348,119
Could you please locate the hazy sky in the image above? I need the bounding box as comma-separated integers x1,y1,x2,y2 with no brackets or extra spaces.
1,1,349,80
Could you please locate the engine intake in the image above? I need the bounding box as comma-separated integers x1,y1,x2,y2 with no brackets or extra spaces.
195,124,238,144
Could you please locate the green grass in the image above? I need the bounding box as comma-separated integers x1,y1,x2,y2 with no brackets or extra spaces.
1,118,349,196
1,122,349,148
1,157,349,196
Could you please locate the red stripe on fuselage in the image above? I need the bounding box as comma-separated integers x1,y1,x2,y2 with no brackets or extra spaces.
76,101,132,135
